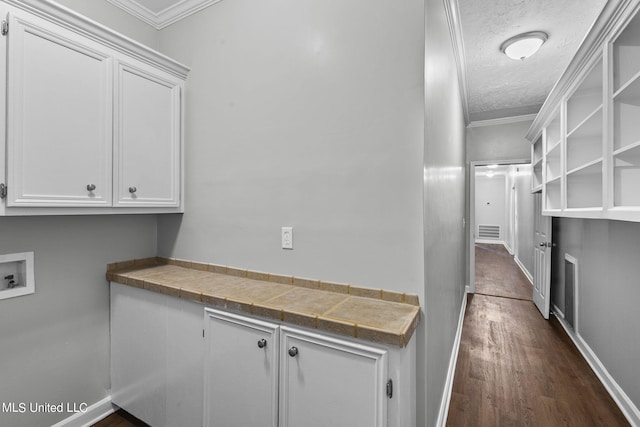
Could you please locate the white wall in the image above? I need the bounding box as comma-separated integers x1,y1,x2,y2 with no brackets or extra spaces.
0,3,159,426
156,0,425,295
475,174,506,241
422,0,467,425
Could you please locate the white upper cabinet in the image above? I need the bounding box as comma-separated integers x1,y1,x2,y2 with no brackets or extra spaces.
0,0,188,215
114,61,181,207
7,11,112,206
528,0,640,222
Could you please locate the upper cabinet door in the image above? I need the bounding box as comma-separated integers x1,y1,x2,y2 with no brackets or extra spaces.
6,12,112,206
114,61,182,208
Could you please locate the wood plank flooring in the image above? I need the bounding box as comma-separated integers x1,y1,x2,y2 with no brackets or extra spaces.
475,243,532,301
92,410,149,427
447,245,629,426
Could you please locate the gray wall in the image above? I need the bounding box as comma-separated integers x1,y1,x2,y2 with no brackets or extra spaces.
0,4,159,426
156,0,466,426
0,216,157,427
156,0,425,295
551,218,640,409
514,165,534,276
422,0,467,424
466,119,532,162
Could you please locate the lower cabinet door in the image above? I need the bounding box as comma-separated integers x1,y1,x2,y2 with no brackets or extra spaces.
204,308,279,427
279,326,388,427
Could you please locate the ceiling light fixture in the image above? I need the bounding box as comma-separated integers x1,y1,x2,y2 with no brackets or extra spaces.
500,31,548,61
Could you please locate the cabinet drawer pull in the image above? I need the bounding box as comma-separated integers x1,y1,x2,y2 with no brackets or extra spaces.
129,186,137,194
87,184,96,192
288,346,298,357
257,338,267,349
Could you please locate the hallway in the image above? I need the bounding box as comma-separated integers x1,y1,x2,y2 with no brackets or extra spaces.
447,244,629,426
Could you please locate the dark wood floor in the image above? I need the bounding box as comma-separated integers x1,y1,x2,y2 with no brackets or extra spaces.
447,244,629,426
92,410,148,427
475,243,532,301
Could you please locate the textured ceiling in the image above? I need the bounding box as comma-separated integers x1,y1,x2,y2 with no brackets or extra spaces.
458,0,606,122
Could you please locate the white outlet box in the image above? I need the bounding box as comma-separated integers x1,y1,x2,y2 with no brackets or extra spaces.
281,227,293,249
0,251,35,300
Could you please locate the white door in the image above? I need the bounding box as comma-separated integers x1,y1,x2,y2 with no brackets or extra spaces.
204,309,279,427
114,61,181,207
533,192,553,318
6,11,112,206
279,326,388,427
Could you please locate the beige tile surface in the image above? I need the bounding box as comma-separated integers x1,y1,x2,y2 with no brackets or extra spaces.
265,287,348,315
324,296,419,332
108,258,421,347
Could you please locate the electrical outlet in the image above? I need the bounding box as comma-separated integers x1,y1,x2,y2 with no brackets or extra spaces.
282,227,293,249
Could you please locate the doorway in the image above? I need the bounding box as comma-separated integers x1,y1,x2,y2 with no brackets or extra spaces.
468,160,533,296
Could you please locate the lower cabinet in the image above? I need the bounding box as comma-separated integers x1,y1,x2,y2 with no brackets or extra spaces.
204,309,279,427
110,283,204,427
204,309,389,427
111,284,416,427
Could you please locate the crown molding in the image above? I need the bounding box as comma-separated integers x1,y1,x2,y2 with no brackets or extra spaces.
468,114,537,128
443,0,470,126
106,0,222,30
3,0,190,77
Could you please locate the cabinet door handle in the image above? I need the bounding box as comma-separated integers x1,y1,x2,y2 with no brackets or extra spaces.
257,338,267,349
288,346,298,357
129,186,137,194
87,184,96,192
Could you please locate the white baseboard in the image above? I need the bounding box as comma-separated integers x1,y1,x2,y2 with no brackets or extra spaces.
552,303,565,320
436,291,468,427
514,255,533,285
503,240,514,255
553,313,640,426
51,396,116,427
474,239,505,245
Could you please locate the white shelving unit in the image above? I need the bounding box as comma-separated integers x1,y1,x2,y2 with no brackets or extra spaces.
531,134,543,193
542,110,563,213
528,1,640,222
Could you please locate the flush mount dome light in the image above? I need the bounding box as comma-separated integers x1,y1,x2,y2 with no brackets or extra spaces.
501,31,548,60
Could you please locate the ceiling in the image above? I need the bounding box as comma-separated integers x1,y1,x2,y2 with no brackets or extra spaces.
457,0,607,122
109,0,607,123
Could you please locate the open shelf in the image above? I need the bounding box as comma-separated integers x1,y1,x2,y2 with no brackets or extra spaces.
567,161,602,209
545,143,562,182
545,180,562,211
613,76,640,151
545,114,562,152
613,11,640,92
533,135,543,164
567,60,603,133
532,162,543,192
567,108,603,171
613,143,640,206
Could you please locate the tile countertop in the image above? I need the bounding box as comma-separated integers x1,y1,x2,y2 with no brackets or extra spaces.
107,257,421,348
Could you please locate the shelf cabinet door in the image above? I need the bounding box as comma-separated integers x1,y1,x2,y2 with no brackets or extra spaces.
279,326,388,427
6,11,112,206
204,308,279,427
114,61,182,207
